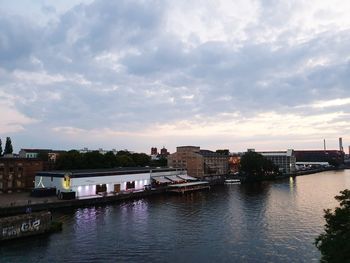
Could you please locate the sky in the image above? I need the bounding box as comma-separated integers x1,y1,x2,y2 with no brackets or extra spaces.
0,0,350,154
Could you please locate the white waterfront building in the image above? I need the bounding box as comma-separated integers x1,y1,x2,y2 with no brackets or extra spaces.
35,168,187,198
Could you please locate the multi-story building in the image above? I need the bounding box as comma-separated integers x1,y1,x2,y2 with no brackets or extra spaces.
0,158,44,193
168,146,229,179
259,149,296,175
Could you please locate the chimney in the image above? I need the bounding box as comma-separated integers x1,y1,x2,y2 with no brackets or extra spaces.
339,137,344,152
323,139,326,151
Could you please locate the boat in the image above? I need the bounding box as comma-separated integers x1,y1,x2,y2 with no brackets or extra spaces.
224,179,241,184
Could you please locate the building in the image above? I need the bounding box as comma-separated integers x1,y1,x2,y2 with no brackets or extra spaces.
167,146,229,179
151,147,158,155
160,147,169,157
35,167,186,198
19,149,52,159
294,150,345,165
19,148,66,163
259,149,296,175
0,158,44,193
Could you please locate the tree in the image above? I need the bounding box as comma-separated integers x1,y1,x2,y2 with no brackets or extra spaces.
315,189,350,263
0,138,2,156
131,153,151,167
239,151,279,180
104,151,117,168
4,137,13,154
56,150,84,169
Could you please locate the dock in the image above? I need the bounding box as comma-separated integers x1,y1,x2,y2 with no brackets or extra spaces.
167,181,210,194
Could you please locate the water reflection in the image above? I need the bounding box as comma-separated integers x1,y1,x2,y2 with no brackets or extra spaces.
1,170,349,263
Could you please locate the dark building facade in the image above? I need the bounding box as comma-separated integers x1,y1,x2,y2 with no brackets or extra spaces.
160,147,169,157
294,150,345,165
151,147,158,155
0,158,44,193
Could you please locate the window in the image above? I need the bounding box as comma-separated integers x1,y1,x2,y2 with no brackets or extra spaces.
16,180,22,187
126,181,135,189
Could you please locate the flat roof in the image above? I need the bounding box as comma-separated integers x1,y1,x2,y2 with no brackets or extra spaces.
37,167,178,178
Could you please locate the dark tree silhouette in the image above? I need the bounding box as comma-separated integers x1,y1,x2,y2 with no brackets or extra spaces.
239,151,280,181
4,137,13,154
315,189,350,263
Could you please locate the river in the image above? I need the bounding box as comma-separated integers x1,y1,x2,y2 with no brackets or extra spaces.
1,170,350,263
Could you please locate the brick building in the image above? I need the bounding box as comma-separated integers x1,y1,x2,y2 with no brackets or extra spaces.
0,158,44,193
160,147,169,157
168,146,229,179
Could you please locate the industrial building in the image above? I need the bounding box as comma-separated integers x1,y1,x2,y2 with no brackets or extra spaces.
294,150,345,166
34,167,188,198
167,146,229,179
0,158,44,193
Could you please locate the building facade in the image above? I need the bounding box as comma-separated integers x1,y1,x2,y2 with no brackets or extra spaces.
0,158,44,193
294,150,345,165
168,146,229,178
35,168,186,198
151,147,158,155
259,149,296,175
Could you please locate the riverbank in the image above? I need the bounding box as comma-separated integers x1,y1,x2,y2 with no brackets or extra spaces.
0,189,166,217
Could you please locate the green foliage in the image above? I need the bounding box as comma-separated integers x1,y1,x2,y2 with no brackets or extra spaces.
328,158,343,168
56,150,84,169
239,151,279,180
37,152,49,162
56,149,154,170
315,189,350,263
4,137,13,154
150,157,167,167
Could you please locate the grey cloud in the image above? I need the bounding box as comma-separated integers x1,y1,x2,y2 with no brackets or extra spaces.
0,0,350,148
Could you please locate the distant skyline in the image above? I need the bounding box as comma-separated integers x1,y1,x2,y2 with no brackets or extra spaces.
0,0,349,153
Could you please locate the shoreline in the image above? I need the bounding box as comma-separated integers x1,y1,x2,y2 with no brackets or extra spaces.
1,168,346,217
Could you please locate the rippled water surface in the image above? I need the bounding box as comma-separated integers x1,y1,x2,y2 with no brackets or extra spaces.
2,170,350,263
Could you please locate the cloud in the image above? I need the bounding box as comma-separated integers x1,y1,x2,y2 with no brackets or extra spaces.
0,0,350,152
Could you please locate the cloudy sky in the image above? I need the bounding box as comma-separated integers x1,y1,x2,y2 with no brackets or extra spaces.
1,0,350,153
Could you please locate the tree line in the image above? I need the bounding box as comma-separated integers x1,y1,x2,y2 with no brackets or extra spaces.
55,150,167,170
0,137,13,156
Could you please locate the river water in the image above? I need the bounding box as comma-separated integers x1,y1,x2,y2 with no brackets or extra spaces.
1,170,350,263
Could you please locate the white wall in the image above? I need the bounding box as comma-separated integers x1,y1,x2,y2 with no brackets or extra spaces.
35,170,187,198
34,176,65,194
71,172,151,197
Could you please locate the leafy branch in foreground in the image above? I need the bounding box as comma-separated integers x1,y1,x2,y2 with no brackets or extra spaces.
315,189,350,263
